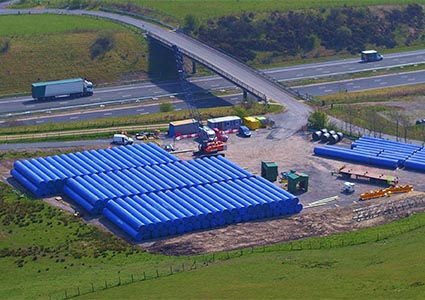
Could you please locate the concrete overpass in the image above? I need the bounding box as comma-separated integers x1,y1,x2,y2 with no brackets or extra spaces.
0,7,312,139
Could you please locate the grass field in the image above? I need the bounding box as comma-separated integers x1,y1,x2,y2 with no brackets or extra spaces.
2,181,425,299
0,14,148,95
15,0,425,22
317,84,425,142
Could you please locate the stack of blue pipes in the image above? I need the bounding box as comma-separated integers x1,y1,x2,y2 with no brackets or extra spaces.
314,136,425,171
11,143,302,241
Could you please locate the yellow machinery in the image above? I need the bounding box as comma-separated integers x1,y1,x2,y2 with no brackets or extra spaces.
360,185,413,201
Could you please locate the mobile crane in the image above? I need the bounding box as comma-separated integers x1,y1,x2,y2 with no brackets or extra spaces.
172,45,226,157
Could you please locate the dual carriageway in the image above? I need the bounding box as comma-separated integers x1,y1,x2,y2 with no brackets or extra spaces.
1,8,425,134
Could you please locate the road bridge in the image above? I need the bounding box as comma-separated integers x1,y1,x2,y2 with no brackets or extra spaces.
0,7,312,139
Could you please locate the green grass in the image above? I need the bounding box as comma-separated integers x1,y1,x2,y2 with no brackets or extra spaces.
2,181,425,299
0,14,148,95
0,14,122,35
16,0,425,22
315,84,425,141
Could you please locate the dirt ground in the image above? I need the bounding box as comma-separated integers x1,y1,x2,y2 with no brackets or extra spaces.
1,129,425,255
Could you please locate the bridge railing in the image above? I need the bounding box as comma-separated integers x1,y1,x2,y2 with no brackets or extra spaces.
148,32,268,101
100,7,302,103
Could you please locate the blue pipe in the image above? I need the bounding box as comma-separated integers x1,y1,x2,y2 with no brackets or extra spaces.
11,169,41,197
129,168,164,192
103,207,142,241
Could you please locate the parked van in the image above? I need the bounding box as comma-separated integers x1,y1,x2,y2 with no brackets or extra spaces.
238,125,251,137
112,134,134,145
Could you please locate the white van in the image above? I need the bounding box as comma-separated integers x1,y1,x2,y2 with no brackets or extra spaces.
112,134,134,145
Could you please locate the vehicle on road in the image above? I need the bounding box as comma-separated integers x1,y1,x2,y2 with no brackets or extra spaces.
31,78,94,100
239,125,252,137
112,133,134,145
360,50,383,62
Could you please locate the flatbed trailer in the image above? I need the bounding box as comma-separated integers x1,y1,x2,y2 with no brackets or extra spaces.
337,165,399,186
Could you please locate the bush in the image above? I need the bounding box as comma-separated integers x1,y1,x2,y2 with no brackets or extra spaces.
90,32,114,59
308,109,328,129
0,38,10,54
159,102,174,112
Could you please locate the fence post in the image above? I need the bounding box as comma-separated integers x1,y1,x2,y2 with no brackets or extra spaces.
105,280,108,289
91,283,94,292
182,263,185,271
156,269,159,278
118,276,121,286
131,274,134,282
64,289,68,299
143,271,146,280
170,266,173,275
77,287,80,296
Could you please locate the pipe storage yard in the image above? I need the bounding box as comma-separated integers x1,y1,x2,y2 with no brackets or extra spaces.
10,143,302,241
314,136,425,171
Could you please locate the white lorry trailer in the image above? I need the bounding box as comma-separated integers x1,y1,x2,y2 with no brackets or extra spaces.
31,78,94,100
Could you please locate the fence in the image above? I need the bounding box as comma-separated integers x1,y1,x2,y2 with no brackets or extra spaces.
48,206,425,299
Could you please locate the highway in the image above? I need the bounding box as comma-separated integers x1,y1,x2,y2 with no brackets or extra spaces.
1,67,425,127
1,8,425,135
1,8,312,140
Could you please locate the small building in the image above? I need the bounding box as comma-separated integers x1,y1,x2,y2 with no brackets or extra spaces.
243,116,260,130
261,161,278,182
207,116,241,131
168,119,198,137
287,171,309,194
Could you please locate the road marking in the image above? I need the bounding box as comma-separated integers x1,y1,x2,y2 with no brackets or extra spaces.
140,112,149,115
35,120,45,124
136,108,145,112
70,116,79,120
122,94,132,98
407,78,416,81
104,112,112,116
27,105,35,108
324,89,333,92
59,101,68,105
175,108,182,111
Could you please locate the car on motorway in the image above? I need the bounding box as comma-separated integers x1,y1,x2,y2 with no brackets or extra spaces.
238,125,251,137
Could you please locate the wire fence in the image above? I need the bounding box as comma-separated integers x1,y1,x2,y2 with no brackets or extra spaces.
47,210,425,299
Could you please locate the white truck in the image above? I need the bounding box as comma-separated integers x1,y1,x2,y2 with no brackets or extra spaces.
360,50,383,62
31,78,94,100
112,134,134,145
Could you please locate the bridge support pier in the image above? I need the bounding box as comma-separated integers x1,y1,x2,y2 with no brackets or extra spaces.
192,60,196,74
243,90,248,101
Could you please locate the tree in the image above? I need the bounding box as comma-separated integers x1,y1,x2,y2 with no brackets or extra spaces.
308,110,328,129
183,14,199,33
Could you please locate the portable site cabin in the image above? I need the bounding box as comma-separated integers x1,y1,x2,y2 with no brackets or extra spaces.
243,116,260,130
207,116,241,131
168,119,198,137
256,116,268,128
